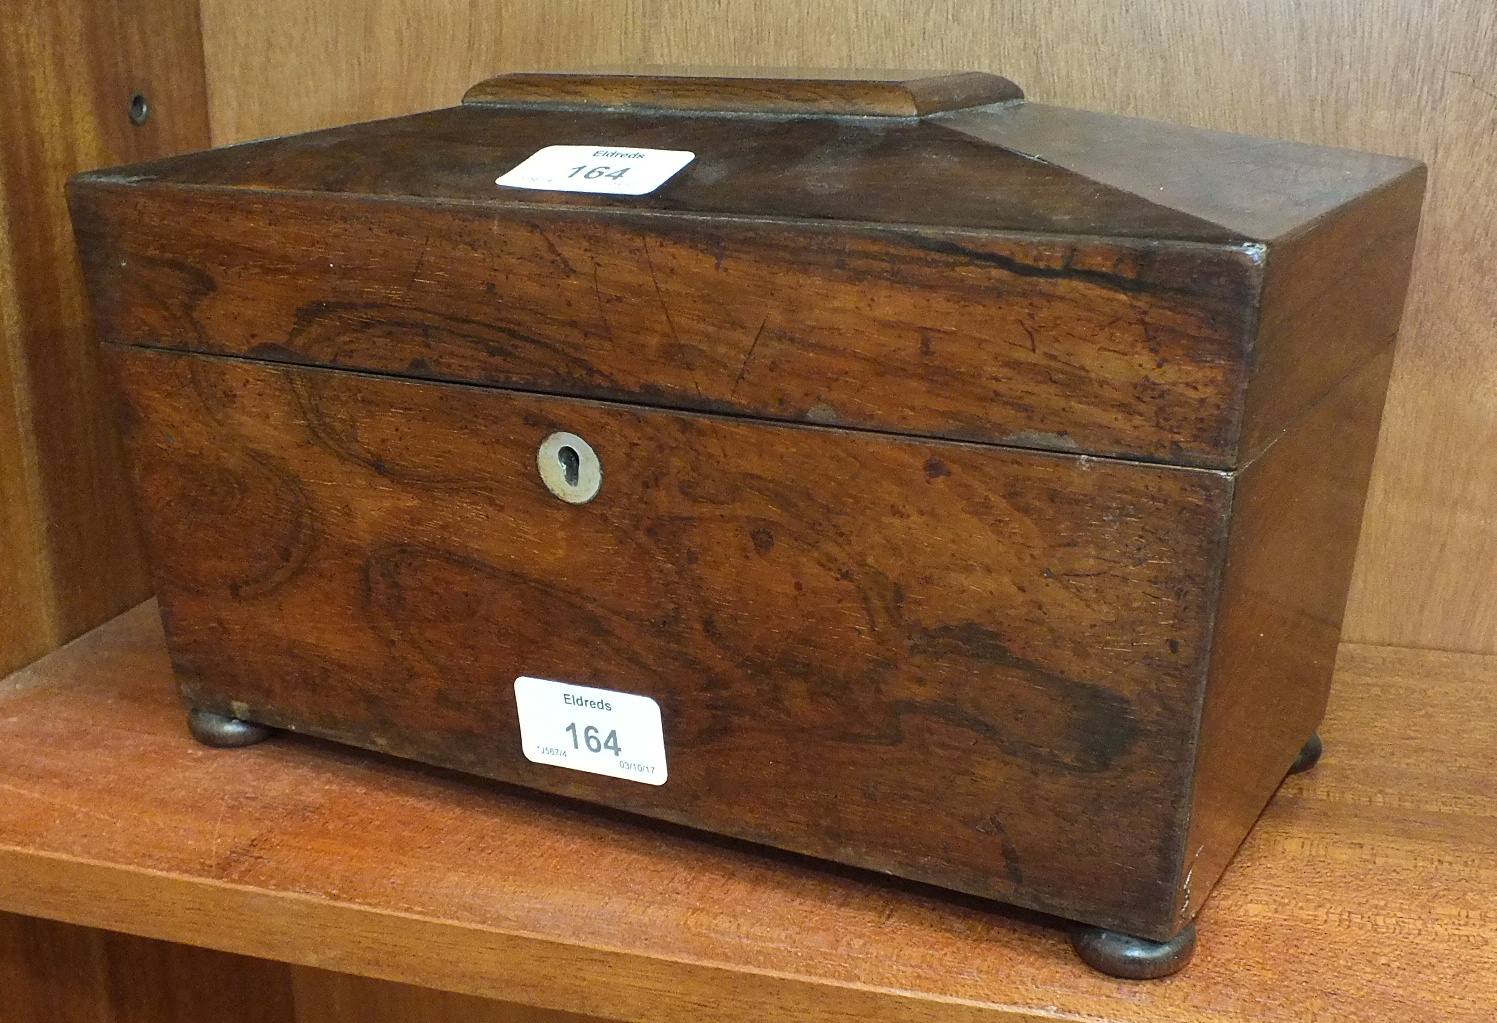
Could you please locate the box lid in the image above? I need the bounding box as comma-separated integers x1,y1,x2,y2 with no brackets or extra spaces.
71,70,1423,469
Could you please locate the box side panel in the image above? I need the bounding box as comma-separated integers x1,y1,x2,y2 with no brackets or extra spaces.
74,182,1259,468
1237,167,1424,459
1177,347,1395,928
107,344,1230,937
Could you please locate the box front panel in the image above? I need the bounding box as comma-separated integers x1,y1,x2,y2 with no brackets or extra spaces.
110,346,1229,934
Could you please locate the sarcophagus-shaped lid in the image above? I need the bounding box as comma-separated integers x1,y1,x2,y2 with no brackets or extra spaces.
71,69,1424,469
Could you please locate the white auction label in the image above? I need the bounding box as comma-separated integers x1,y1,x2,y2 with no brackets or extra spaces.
495,145,695,196
514,676,668,785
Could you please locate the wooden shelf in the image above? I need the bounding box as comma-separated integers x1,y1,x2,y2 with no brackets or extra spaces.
0,602,1492,1022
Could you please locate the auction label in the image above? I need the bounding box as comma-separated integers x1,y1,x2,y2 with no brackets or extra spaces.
514,676,667,785
496,145,695,196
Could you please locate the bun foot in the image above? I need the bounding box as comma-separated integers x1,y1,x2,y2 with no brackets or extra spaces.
1071,922,1197,979
1287,732,1324,775
188,708,273,748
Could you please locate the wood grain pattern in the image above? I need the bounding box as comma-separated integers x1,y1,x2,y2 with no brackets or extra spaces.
107,344,1231,937
935,101,1421,244
192,0,1496,653
72,176,1260,468
1240,171,1424,459
0,910,611,1023
0,0,210,677
937,101,1426,461
289,968,614,1022
74,102,1245,243
1,604,1494,1022
1178,347,1395,927
70,92,1420,470
73,74,1420,945
463,69,1023,115
0,910,297,1023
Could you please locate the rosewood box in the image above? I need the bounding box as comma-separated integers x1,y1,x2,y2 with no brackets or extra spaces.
70,70,1424,978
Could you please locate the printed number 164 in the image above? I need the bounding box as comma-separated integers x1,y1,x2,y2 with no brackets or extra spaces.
565,721,622,755
569,164,629,181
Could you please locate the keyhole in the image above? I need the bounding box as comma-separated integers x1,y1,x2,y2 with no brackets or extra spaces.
558,445,581,487
537,431,601,504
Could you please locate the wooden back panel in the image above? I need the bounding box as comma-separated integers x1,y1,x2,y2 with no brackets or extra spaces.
0,0,209,676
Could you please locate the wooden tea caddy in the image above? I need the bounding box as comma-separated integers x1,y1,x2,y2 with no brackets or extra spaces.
70,70,1424,979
